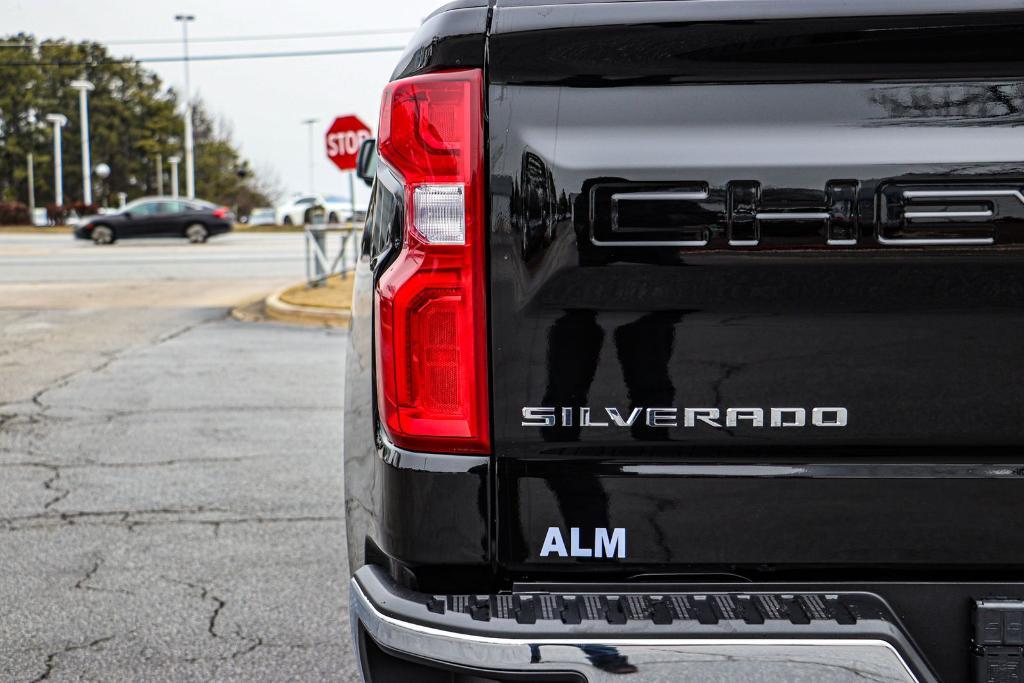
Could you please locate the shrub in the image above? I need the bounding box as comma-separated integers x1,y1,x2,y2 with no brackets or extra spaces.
68,201,99,217
0,202,31,225
46,203,69,225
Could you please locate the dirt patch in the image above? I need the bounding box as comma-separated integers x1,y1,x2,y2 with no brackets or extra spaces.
278,275,354,311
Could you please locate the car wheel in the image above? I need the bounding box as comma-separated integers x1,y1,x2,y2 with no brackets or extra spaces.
328,212,339,224
186,223,209,244
282,215,293,226
91,225,114,245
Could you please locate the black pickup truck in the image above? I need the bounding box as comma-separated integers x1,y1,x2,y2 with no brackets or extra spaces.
344,1,1024,680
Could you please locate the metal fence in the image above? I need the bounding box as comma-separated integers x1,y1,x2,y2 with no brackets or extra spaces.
304,222,361,287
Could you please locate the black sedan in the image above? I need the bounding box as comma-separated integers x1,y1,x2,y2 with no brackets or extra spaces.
74,197,234,245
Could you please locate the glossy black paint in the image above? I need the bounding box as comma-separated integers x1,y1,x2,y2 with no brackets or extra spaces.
390,4,488,81
488,79,1024,448
490,1,1024,86
499,456,1024,571
343,3,1024,680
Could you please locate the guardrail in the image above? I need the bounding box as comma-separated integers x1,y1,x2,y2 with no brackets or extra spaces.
304,222,361,287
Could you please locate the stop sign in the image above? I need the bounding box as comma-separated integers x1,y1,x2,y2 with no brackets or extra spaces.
325,115,372,172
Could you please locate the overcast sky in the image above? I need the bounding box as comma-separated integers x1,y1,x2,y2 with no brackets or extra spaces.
4,0,442,203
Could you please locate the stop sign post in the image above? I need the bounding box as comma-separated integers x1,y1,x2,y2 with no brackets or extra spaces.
325,115,372,226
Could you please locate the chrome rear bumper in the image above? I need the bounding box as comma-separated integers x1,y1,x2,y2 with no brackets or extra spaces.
349,565,933,682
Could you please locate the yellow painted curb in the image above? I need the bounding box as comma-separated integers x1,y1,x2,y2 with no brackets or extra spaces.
263,284,351,327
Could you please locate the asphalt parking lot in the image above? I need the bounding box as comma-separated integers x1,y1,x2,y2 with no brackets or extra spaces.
0,233,359,681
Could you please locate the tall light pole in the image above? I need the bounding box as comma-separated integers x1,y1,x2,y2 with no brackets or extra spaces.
26,108,38,217
168,155,181,198
301,118,319,194
45,114,67,205
27,153,35,217
175,14,196,199
70,79,95,205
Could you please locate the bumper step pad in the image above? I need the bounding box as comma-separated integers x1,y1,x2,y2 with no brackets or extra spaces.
435,590,877,630
353,565,937,682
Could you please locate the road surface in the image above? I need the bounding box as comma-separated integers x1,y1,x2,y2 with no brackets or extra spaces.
0,233,357,681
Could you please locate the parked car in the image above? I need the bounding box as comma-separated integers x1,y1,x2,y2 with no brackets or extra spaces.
73,197,233,244
244,207,276,226
275,194,364,226
345,1,1024,682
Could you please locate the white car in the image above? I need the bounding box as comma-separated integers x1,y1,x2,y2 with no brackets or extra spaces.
275,194,364,226
245,207,276,226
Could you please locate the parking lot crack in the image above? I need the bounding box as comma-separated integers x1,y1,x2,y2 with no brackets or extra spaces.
231,625,264,659
0,456,256,471
41,465,69,509
0,508,343,533
31,634,115,682
154,315,224,346
208,595,226,638
163,577,229,640
72,556,133,596
75,559,102,591
160,577,282,663
0,505,236,532
4,316,220,416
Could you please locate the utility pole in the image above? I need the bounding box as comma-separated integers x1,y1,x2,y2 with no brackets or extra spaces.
70,79,95,205
175,14,196,199
302,118,319,194
27,153,35,216
45,114,67,206
168,155,180,198
155,153,164,195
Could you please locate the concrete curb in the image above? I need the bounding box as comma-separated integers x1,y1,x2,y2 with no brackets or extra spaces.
262,285,351,327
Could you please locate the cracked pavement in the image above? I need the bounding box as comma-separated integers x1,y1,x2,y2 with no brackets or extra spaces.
0,234,356,681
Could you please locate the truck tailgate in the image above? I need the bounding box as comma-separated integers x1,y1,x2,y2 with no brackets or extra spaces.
486,0,1024,576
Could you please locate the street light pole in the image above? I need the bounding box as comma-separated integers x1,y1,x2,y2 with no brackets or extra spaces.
27,153,35,216
302,118,319,194
175,14,196,199
168,155,181,198
45,114,67,206
70,79,95,205
26,108,38,217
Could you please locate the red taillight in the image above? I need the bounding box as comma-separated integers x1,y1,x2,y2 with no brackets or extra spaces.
374,68,489,455
213,207,229,219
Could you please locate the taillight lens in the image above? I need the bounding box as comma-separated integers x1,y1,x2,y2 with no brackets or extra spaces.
213,207,229,219
374,68,489,454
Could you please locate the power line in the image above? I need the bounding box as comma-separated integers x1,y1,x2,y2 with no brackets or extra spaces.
0,45,406,67
110,27,417,45
0,27,416,49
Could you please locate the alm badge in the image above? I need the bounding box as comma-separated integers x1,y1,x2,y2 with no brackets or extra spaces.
540,527,627,558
